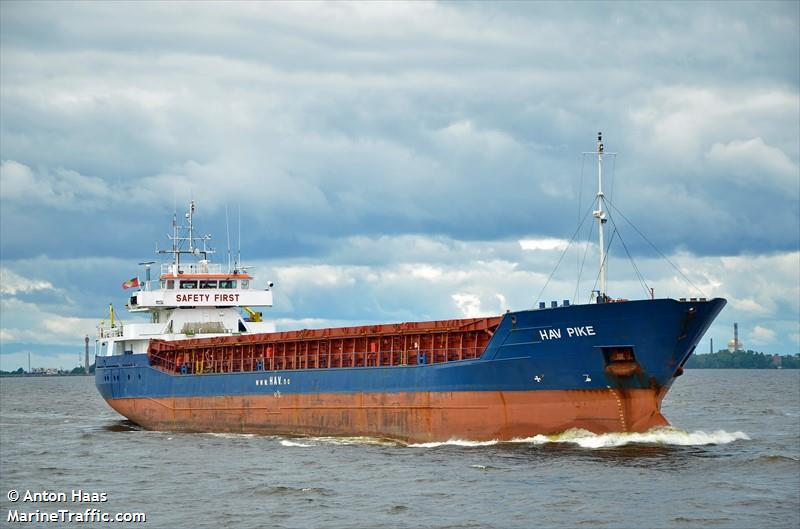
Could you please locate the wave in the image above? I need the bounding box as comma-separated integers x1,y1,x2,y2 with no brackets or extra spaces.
279,436,399,447
468,464,506,471
735,453,800,466
408,427,750,448
253,485,332,496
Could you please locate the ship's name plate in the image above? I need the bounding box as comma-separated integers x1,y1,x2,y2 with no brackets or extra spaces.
538,326,596,341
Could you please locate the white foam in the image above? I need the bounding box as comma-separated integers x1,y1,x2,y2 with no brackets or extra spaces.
280,439,314,447
523,427,750,448
278,436,399,447
321,436,398,446
408,427,750,449
409,439,500,448
205,432,257,439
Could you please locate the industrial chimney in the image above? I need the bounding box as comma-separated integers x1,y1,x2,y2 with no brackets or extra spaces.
85,335,90,375
727,322,744,352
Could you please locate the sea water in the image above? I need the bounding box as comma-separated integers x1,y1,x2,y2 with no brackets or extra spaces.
0,370,797,528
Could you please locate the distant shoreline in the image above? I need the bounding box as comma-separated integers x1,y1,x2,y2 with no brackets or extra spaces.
685,350,798,369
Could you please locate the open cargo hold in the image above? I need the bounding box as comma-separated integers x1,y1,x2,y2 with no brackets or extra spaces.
148,316,503,375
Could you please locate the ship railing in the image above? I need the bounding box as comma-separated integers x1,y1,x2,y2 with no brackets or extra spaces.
97,325,123,338
148,346,488,376
160,262,224,275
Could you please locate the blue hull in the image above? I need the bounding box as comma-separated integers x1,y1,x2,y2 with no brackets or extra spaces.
97,298,724,399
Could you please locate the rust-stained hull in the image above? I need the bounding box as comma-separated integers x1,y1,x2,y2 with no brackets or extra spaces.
105,388,669,443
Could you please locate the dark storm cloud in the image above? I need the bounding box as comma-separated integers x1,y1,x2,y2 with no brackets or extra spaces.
2,3,797,250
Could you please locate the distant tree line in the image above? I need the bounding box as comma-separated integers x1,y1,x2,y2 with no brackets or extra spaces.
686,349,799,369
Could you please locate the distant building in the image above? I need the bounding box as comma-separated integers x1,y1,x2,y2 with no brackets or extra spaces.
30,367,62,376
727,322,744,352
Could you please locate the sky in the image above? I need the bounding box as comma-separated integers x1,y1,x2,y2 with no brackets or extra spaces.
0,1,798,370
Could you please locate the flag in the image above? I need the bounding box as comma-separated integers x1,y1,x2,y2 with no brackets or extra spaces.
122,277,140,289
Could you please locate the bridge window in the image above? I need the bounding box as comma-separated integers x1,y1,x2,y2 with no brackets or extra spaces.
180,280,197,289
167,280,174,289
200,280,218,289
241,280,249,289
219,280,236,289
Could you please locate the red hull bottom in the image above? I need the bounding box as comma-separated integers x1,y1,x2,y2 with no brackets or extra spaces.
106,389,669,443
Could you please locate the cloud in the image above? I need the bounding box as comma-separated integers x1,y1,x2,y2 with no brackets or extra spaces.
0,297,98,346
730,298,770,315
519,238,571,251
630,87,799,163
273,265,361,292
0,160,113,210
0,267,54,295
452,293,484,318
750,325,777,346
706,137,798,191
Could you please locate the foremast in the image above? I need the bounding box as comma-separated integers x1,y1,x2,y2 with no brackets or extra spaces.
592,132,609,304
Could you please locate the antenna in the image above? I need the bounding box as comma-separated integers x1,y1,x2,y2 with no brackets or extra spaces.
225,204,232,273
187,199,195,253
237,205,241,271
158,200,216,275
172,210,178,270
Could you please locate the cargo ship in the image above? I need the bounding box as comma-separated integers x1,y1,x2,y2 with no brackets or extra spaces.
95,134,725,443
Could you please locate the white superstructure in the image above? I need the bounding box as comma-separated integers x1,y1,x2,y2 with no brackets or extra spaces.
97,201,275,357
